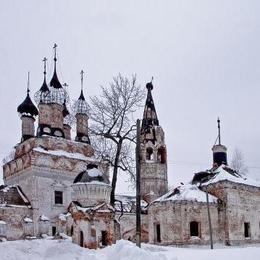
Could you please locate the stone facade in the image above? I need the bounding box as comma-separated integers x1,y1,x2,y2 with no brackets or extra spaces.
148,200,219,245
203,181,260,245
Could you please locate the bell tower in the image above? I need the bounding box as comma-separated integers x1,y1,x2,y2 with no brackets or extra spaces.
140,80,168,203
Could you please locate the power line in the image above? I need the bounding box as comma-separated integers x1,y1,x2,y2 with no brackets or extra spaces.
167,160,260,169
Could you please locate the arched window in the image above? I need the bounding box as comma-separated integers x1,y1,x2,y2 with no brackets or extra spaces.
157,147,167,163
146,147,154,161
80,231,84,247
190,221,200,237
71,225,74,236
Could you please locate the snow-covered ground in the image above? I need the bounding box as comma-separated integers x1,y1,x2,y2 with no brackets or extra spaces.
0,238,260,260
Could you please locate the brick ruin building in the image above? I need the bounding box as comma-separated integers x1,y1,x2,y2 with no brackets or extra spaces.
1,46,260,247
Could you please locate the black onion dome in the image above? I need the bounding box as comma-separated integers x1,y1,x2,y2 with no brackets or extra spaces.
73,164,109,184
78,89,85,101
34,58,51,104
17,91,38,117
50,70,62,89
40,79,49,92
73,89,89,115
34,79,51,104
146,82,153,90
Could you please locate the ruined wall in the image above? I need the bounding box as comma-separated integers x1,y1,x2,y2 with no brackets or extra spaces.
0,206,32,240
70,210,114,249
148,200,219,245
205,181,260,245
116,213,149,242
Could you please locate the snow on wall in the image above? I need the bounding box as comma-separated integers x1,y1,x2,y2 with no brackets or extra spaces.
154,183,217,203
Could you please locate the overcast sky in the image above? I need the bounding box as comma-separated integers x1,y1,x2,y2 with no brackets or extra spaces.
0,0,260,194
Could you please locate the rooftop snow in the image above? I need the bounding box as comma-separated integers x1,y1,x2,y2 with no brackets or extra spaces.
153,183,218,203
73,181,111,186
201,165,260,188
24,217,33,223
88,168,103,177
33,147,97,162
40,215,50,221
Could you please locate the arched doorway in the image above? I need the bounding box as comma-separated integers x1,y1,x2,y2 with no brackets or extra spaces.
190,221,199,237
146,147,154,160
80,231,84,247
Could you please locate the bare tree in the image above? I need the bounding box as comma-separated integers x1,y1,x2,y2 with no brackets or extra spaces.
230,148,248,175
89,74,145,205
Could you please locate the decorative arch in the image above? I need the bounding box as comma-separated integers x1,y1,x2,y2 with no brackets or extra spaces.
146,147,154,161
157,146,167,164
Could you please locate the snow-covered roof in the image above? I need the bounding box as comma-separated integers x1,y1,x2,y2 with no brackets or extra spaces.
73,202,114,213
153,184,218,204
73,165,110,185
74,181,110,186
24,217,33,223
0,185,31,208
88,168,103,177
33,147,97,162
40,215,50,221
59,213,71,221
0,220,6,225
193,165,260,188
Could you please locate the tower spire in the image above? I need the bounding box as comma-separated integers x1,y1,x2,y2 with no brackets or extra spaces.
80,70,84,91
79,70,85,100
53,43,57,71
43,57,47,81
217,117,221,145
50,44,62,89
27,71,30,94
141,79,159,140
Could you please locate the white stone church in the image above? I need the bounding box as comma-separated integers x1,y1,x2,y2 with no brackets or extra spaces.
1,47,260,247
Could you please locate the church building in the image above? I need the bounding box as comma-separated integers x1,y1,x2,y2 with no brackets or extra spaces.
1,46,260,247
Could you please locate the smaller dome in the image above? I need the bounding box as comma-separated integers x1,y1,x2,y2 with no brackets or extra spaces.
17,91,38,117
34,80,51,104
146,82,153,90
50,70,62,89
73,90,89,115
74,164,109,184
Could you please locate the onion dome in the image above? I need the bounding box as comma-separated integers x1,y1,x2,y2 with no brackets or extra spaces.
49,44,68,105
212,118,227,166
34,57,51,104
17,74,38,117
73,164,110,184
73,70,89,115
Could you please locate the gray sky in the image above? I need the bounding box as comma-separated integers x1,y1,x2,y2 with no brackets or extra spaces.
0,0,260,194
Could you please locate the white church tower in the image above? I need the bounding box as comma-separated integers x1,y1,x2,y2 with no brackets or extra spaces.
140,81,168,203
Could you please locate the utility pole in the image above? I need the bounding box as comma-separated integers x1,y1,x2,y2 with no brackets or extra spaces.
206,190,213,249
136,119,141,248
